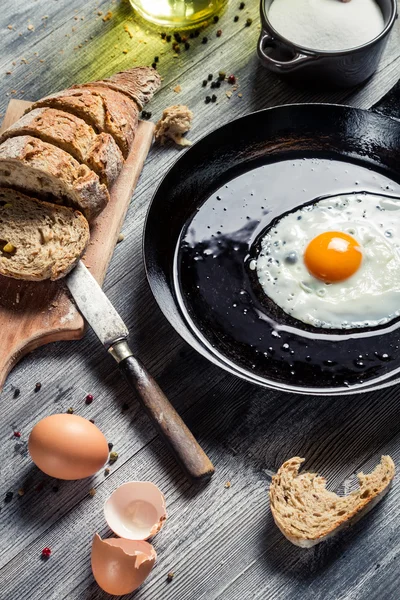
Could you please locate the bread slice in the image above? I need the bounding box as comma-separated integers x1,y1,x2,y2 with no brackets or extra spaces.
28,87,139,158
269,455,395,547
81,67,161,110
0,188,89,281
0,136,109,221
1,108,124,188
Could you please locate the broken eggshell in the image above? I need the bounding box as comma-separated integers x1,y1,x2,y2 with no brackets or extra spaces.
104,481,167,540
91,534,156,595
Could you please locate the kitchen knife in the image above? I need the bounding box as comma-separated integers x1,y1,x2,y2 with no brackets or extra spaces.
66,260,215,483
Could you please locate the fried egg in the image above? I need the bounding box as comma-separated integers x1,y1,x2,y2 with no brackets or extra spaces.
254,192,400,329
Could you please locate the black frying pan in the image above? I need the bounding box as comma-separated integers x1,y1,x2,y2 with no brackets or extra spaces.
144,81,400,396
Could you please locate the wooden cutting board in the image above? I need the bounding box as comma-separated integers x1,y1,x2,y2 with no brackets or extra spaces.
0,99,155,390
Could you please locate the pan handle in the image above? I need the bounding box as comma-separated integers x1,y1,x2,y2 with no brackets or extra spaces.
371,79,400,121
110,340,215,484
257,31,316,73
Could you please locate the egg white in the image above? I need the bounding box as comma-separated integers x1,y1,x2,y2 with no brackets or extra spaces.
255,192,400,329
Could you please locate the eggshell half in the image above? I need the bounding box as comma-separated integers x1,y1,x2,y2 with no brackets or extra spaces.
28,414,109,480
91,533,156,595
104,481,167,540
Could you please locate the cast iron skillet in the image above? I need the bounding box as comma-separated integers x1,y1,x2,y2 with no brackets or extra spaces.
144,82,400,396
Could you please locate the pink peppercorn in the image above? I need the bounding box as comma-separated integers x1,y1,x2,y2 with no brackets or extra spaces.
85,394,94,404
41,547,51,558
13,431,21,438
228,74,236,84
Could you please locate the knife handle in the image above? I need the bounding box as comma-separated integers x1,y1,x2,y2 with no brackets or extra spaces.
117,352,215,483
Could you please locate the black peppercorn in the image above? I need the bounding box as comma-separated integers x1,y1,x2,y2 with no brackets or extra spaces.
239,1,245,8
216,29,222,37
213,15,219,23
161,32,166,39
208,73,213,80
185,42,190,50
189,32,195,39
211,81,216,89
211,94,217,102
152,62,157,69
108,442,114,451
13,388,20,399
34,382,42,393
174,32,182,43
194,29,200,37
234,15,239,22
205,96,211,104
202,36,208,44
166,34,171,42
245,17,252,26
5,491,13,503
216,81,221,88
202,80,207,87
154,56,159,63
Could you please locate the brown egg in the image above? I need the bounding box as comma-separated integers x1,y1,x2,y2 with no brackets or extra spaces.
28,414,109,480
91,534,157,595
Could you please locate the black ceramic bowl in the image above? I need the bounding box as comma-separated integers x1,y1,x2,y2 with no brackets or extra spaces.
258,0,397,89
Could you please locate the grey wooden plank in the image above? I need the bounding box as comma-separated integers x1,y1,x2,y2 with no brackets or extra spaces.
1,0,400,599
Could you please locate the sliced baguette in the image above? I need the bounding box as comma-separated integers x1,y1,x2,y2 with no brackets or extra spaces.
0,136,109,221
269,455,395,548
79,66,161,110
0,108,124,188
28,87,139,158
0,188,89,281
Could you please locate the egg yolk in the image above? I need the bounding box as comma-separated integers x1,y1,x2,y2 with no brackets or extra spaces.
304,231,362,283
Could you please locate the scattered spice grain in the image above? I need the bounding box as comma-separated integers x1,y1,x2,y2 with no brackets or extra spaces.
18,488,25,496
109,451,119,463
224,481,231,488
66,407,74,414
89,488,96,497
245,17,253,26
167,572,175,582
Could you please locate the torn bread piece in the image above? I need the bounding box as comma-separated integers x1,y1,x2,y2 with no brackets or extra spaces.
270,455,395,547
155,105,193,147
0,188,89,281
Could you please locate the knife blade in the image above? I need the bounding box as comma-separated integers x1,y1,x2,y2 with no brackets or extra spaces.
66,261,128,349
66,261,215,483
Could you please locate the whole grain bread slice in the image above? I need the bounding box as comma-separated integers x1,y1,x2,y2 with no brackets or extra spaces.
79,67,161,110
270,456,395,547
1,108,124,187
0,188,89,281
0,136,109,221
28,87,139,158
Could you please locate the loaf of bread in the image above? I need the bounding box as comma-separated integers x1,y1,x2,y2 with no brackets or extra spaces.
1,108,124,187
0,66,160,280
270,455,395,547
0,188,89,281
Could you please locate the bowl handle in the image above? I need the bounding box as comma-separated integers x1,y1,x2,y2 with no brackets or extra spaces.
257,31,316,72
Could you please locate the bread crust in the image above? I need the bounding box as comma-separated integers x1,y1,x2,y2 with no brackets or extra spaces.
28,87,139,158
1,108,123,187
269,455,395,547
0,136,109,221
82,66,161,110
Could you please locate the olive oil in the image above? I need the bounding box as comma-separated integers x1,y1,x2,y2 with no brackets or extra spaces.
129,0,227,28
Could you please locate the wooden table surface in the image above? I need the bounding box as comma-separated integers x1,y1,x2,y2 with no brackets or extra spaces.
1,1,400,599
